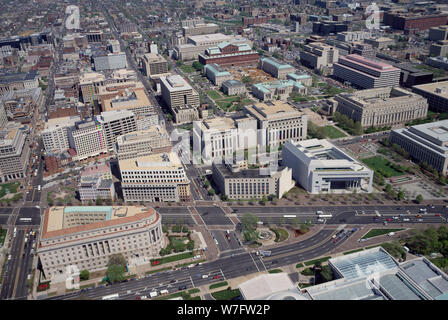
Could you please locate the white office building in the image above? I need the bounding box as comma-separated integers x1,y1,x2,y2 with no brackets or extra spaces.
93,53,127,71
193,116,258,164
96,110,137,151
390,120,448,175
282,139,373,194
119,152,191,202
42,116,80,153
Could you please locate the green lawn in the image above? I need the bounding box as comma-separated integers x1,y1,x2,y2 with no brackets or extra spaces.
151,251,194,265
362,156,405,177
304,256,331,266
0,182,20,198
343,248,364,255
268,269,283,274
188,288,200,294
296,263,304,268
215,96,240,111
0,229,7,247
179,64,196,73
209,281,228,290
206,90,222,100
361,228,404,240
270,228,289,242
323,126,347,139
211,288,241,300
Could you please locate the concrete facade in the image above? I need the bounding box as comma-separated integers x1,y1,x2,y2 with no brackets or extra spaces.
160,75,200,124
300,43,339,70
244,101,308,147
212,162,295,199
119,152,191,202
390,120,448,174
333,87,428,128
282,139,373,194
333,54,401,89
38,206,163,281
259,57,295,79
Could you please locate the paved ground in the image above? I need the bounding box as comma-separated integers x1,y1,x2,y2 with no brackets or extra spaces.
195,206,232,226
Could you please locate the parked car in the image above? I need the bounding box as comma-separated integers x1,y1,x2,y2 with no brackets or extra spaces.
213,275,220,279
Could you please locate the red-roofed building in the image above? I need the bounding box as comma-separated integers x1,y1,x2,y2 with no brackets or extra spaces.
38,206,164,281
333,54,401,89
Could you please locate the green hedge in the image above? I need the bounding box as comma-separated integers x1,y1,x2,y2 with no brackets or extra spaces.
268,269,283,274
151,251,194,265
295,263,304,268
304,256,331,266
209,281,229,290
211,288,241,300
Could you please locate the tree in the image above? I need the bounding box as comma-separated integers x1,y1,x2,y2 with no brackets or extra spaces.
187,240,195,251
106,264,125,283
96,197,103,205
80,270,89,281
208,189,215,196
261,195,268,205
192,61,203,71
241,214,259,232
107,254,126,268
291,217,299,228
416,194,423,204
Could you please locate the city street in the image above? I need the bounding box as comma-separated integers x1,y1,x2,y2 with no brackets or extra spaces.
46,227,349,300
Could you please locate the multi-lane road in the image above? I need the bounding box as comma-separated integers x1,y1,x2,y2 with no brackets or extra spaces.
47,227,349,300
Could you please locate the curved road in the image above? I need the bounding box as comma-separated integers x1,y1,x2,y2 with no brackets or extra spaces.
47,228,347,300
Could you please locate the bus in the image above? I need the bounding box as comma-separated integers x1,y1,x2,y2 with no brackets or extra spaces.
102,293,119,300
37,185,41,191
318,214,333,219
19,218,32,222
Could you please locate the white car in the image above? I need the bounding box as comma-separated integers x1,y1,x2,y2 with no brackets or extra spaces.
202,275,209,279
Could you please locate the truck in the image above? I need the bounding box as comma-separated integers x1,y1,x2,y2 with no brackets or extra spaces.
257,250,272,257
149,291,158,298
37,185,41,191
204,169,212,175
102,293,119,300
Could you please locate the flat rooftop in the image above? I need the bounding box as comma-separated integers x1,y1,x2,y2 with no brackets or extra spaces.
102,88,151,112
413,81,448,99
117,126,169,144
188,33,231,44
118,152,182,171
245,101,304,121
340,54,400,72
214,163,287,179
202,116,236,131
400,258,448,299
161,75,193,92
408,119,448,144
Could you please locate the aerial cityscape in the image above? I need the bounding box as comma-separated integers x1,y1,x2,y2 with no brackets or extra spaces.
2,0,448,305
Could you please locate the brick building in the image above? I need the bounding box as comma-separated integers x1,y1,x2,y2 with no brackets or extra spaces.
383,12,448,34
198,42,259,66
